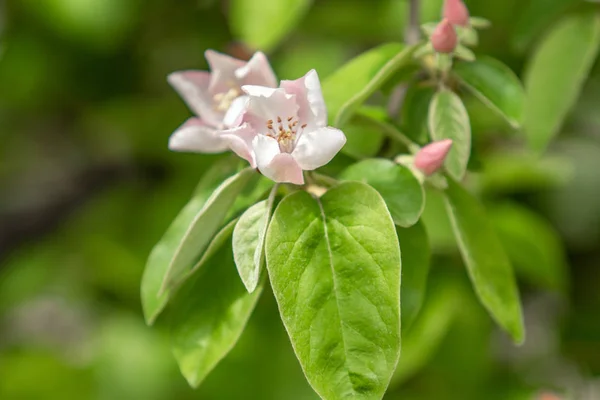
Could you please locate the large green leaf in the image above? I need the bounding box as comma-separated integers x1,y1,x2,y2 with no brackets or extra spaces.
229,0,311,51
322,43,415,127
341,116,385,159
453,56,525,129
443,178,524,343
141,160,241,325
400,83,436,145
397,221,431,329
266,182,401,400
524,13,600,152
340,159,424,228
170,238,263,388
428,89,471,180
512,0,574,53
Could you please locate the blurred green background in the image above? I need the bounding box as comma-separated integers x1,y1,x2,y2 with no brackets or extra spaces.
1,0,600,399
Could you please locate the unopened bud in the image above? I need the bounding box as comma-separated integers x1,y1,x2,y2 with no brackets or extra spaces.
431,20,458,54
443,0,470,27
414,139,453,176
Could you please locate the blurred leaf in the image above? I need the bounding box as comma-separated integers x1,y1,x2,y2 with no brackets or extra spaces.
420,189,456,252
322,42,415,127
512,0,574,52
340,158,424,228
428,89,472,180
524,12,600,152
275,40,346,81
443,178,524,343
170,239,263,388
397,221,431,329
401,83,436,145
265,183,401,400
229,0,311,51
454,56,525,129
489,202,568,292
339,116,385,159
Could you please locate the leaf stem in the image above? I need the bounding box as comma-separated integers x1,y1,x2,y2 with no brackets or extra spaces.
353,111,420,153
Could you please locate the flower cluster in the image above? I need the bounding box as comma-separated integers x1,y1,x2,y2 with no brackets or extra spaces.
431,0,470,54
168,50,346,185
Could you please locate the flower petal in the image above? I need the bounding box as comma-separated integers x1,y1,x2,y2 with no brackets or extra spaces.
168,118,229,153
167,71,222,127
222,95,249,128
291,127,346,170
205,50,245,94
236,51,278,88
241,86,299,131
253,134,304,184
253,134,281,169
220,123,258,167
280,69,327,128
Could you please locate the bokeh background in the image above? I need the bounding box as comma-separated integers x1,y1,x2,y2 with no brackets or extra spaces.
1,0,600,399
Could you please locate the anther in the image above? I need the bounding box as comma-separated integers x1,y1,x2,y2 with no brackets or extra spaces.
287,116,293,122
301,124,307,129
277,117,282,123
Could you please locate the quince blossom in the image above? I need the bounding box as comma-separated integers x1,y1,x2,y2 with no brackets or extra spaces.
414,139,453,176
168,50,277,153
221,70,346,185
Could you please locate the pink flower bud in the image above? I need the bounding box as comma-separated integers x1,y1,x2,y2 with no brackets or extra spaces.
414,139,453,176
443,0,470,27
431,20,458,54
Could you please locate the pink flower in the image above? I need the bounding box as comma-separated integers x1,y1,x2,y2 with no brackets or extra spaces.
414,139,453,175
443,0,470,27
221,70,346,185
431,19,458,54
167,50,277,153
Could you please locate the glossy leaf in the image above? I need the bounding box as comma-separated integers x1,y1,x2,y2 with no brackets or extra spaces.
266,182,401,400
340,158,424,227
170,238,263,388
229,0,311,51
397,221,431,329
524,13,600,152
322,43,415,127
444,178,524,343
454,56,525,128
428,89,471,180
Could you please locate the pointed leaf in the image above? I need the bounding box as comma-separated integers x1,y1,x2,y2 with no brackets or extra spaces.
340,158,424,228
524,13,600,152
266,182,401,400
454,56,525,129
428,89,471,180
443,178,524,343
170,238,263,388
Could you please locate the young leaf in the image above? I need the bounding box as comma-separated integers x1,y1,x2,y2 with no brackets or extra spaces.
397,221,431,329
170,238,263,388
340,158,424,228
232,186,278,293
161,168,256,292
322,43,416,127
229,0,311,51
428,89,471,180
141,159,241,325
443,178,524,343
454,56,525,129
266,182,401,400
524,13,600,152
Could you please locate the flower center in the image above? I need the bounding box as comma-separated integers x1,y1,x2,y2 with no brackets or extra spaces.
213,88,240,112
265,116,307,153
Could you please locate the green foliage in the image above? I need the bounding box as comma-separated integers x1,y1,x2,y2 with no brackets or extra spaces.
265,183,401,400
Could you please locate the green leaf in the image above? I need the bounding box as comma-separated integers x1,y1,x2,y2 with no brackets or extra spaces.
322,43,416,127
341,116,386,159
400,83,435,145
141,159,241,325
340,159,424,228
443,178,524,343
524,13,600,152
428,89,471,180
170,237,263,388
229,0,311,51
160,168,256,292
266,182,401,400
489,203,568,292
232,186,278,293
511,0,573,53
454,56,525,129
397,221,431,329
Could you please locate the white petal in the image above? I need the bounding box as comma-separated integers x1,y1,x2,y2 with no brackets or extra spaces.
253,135,281,170
235,51,278,88
241,87,299,131
222,95,248,128
167,71,221,127
291,127,346,170
220,123,258,167
281,69,327,128
205,50,245,94
260,154,304,185
242,85,279,97
169,118,229,153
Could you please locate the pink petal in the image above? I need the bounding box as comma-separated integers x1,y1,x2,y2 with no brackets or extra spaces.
168,118,229,153
443,0,470,27
254,135,304,185
414,139,453,175
291,127,346,171
281,69,327,128
220,123,258,167
222,95,249,128
236,51,278,88
431,19,458,54
205,50,246,94
241,86,299,131
167,71,222,127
